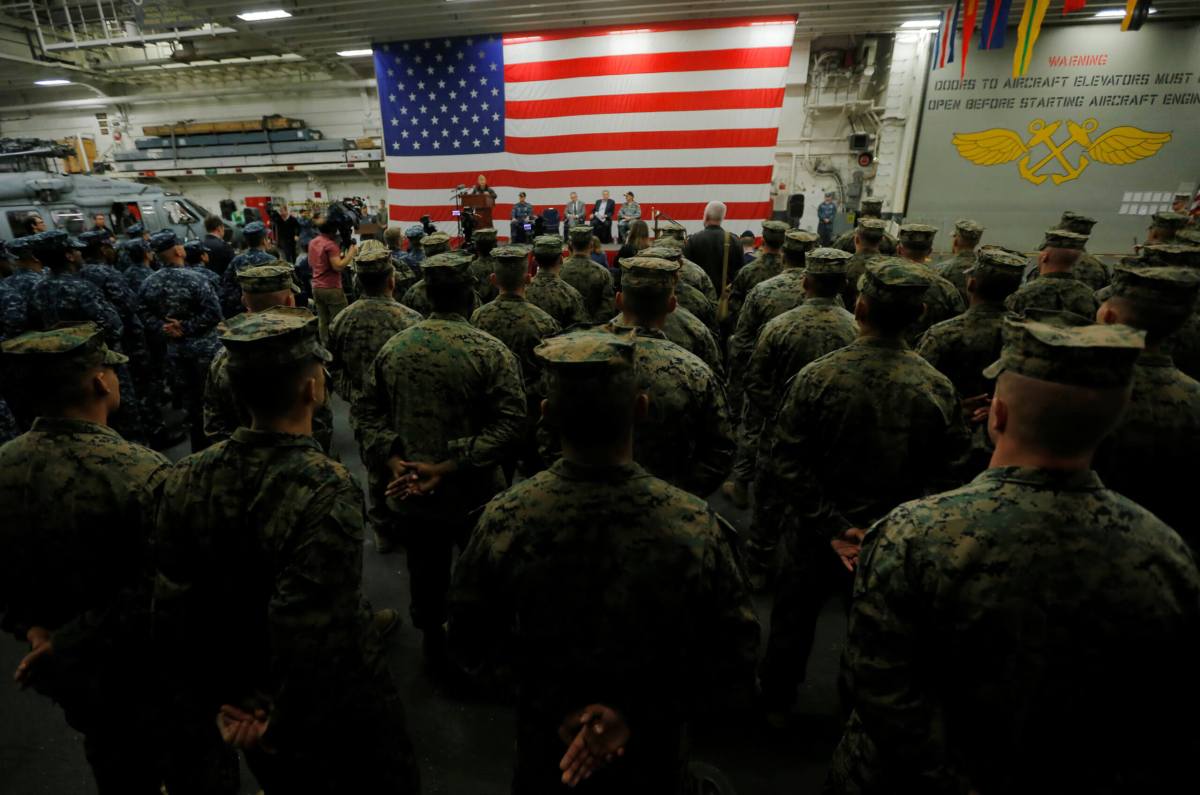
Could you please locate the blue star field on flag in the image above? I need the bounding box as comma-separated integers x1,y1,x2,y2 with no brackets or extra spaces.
373,34,506,157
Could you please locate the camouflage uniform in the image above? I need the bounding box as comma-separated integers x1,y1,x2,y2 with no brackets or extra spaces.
759,260,968,709
138,265,223,450
448,328,759,793
526,269,588,329
726,221,790,324
894,225,966,344
329,253,423,540
0,267,44,339
933,251,977,303
829,318,1200,795
80,258,156,428
218,247,276,317
744,295,857,581
202,267,334,453
561,249,617,323
675,281,718,334
832,202,897,256
0,325,234,794
354,252,526,632
661,306,724,379
644,243,718,303
0,396,17,444
467,228,500,304
1006,270,1098,319
153,311,418,795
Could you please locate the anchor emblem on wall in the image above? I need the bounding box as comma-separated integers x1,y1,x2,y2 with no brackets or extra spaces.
951,119,1171,185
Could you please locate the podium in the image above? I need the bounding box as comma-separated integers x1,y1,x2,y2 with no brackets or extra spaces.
462,193,494,229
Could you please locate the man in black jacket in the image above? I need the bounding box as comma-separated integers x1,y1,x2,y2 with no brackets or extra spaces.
682,201,743,315
591,190,616,244
203,215,235,277
272,204,301,265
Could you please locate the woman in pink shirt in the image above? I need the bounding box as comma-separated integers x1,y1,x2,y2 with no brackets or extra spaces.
308,219,357,343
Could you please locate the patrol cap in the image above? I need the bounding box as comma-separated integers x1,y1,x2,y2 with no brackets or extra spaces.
78,229,113,248
1108,265,1200,310
7,235,36,257
1140,243,1200,268
1,321,128,368
421,231,451,255
858,257,931,303
67,236,88,252
184,239,210,259
619,256,680,290
782,229,819,254
242,221,267,242
860,198,884,216
1040,228,1088,251
150,229,179,253
740,229,756,242
126,239,149,262
472,227,498,242
804,247,852,275
238,263,300,294
532,235,564,257
761,219,789,246
856,218,887,243
125,222,145,237
954,219,985,242
982,315,1144,388
491,245,530,279
535,327,636,374
405,224,426,239
898,223,938,249
30,230,69,254
1177,228,1200,245
218,306,330,368
1059,211,1097,235
352,239,392,274
969,246,1027,279
639,245,682,262
420,251,474,286
568,225,594,246
1150,211,1188,232
657,220,686,240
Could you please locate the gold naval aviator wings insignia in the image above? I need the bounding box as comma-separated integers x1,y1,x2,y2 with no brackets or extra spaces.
952,119,1172,185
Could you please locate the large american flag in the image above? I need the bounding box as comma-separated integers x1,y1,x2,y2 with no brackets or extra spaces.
373,15,796,237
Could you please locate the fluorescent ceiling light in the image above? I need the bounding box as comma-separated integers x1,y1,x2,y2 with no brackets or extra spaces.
337,48,373,57
237,9,292,21
1093,7,1156,16
35,79,71,86
901,19,942,29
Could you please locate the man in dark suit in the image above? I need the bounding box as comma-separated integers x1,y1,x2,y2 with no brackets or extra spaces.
682,200,743,316
203,215,235,276
591,190,615,244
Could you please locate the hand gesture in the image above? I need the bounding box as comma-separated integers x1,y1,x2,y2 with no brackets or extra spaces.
385,457,454,499
163,318,185,339
14,627,52,688
961,393,991,425
217,704,270,750
830,527,866,572
558,705,630,787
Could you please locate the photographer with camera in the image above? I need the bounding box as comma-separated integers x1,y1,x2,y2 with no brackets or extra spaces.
308,210,357,344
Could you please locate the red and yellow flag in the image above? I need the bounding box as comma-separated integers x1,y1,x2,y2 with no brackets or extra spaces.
1012,0,1053,77
960,0,981,78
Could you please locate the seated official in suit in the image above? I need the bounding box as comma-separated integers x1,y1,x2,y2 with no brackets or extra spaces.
591,190,615,244
511,192,534,243
564,192,586,238
617,192,642,243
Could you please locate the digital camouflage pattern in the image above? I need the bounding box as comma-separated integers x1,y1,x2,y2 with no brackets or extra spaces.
468,252,500,304
137,267,222,362
764,337,967,542
1164,311,1200,381
727,268,810,404
829,467,1200,795
675,280,718,335
833,227,897,256
1005,271,1098,325
123,260,153,294
933,251,977,303
400,278,481,318
905,263,967,344
449,457,760,791
29,271,123,346
0,396,16,444
0,268,44,339
153,428,418,792
916,304,1007,400
1069,252,1112,291
661,306,724,380
560,253,616,322
328,296,422,415
218,248,277,317
470,294,561,395
600,323,735,498
1093,351,1200,550
353,311,526,522
726,250,783,323
525,269,588,329
391,251,422,301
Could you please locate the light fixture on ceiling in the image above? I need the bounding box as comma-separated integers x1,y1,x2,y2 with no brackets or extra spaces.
337,48,373,57
900,19,943,29
35,79,72,86
237,9,292,21
1093,6,1156,16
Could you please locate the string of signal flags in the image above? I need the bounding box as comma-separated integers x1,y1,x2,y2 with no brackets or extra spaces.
931,0,1156,80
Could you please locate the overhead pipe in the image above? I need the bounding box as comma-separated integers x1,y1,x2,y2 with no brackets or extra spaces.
0,78,378,112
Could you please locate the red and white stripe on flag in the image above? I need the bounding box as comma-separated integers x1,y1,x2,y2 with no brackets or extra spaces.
380,16,796,235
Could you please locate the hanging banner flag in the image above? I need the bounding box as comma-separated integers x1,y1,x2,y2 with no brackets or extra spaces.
1012,0,1053,77
934,2,961,70
980,0,1014,50
960,0,980,78
1122,0,1152,31
1063,0,1087,13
